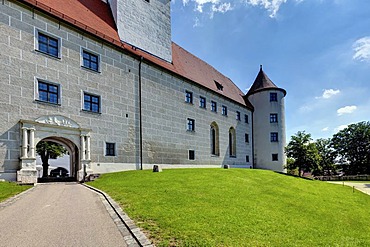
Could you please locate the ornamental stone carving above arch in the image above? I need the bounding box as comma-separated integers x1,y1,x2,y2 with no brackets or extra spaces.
35,115,80,128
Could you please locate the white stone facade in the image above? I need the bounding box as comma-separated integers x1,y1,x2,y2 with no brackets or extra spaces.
109,0,172,62
0,0,255,183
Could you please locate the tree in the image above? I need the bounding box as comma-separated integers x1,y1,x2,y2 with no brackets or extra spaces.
285,131,319,177
315,138,336,176
36,141,67,178
331,122,370,175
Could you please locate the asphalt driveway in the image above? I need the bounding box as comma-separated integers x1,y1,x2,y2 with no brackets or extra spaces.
0,183,127,247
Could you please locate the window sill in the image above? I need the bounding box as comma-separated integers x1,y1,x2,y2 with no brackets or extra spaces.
35,50,61,60
81,109,102,115
186,130,195,133
81,66,101,74
34,100,61,107
229,155,237,158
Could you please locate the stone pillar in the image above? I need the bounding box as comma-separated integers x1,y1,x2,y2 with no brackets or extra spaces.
22,127,28,158
81,135,86,160
29,128,35,158
86,135,91,161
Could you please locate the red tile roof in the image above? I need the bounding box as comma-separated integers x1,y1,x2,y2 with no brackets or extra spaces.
20,0,250,108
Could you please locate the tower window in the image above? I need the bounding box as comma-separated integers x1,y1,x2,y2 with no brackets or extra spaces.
245,114,249,123
271,132,279,142
245,133,249,143
272,153,278,161
270,92,278,102
246,155,250,163
270,113,278,123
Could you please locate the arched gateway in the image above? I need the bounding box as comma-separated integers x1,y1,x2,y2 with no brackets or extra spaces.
17,115,92,184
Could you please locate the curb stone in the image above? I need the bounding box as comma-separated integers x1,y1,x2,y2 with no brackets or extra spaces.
83,184,154,247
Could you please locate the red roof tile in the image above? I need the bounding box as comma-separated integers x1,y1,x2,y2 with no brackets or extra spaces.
20,0,249,108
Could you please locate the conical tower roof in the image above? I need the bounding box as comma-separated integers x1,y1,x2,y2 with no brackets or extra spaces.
246,65,286,97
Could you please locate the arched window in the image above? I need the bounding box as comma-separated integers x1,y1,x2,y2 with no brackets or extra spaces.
229,127,236,157
210,122,219,156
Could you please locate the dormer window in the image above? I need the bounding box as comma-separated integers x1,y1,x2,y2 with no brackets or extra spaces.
214,80,223,91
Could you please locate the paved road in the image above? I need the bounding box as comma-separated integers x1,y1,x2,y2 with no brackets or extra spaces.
0,183,127,247
329,181,370,195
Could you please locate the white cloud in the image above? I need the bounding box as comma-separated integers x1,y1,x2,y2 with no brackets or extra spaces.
353,37,370,62
334,124,348,133
182,0,303,19
322,89,340,99
337,105,357,116
321,127,329,132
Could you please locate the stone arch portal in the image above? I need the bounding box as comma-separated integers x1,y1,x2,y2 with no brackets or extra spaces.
17,115,92,184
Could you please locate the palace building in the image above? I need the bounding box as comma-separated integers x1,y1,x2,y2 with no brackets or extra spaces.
0,0,286,184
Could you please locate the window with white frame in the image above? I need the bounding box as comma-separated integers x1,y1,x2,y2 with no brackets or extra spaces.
187,118,195,131
199,96,206,108
35,78,61,105
189,150,195,160
105,142,116,156
222,105,227,116
81,49,100,72
185,91,193,104
35,30,61,58
271,132,279,142
83,92,100,113
270,113,278,123
211,101,217,112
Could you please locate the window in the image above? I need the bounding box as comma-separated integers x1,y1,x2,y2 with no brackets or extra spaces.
214,80,223,91
229,127,236,157
246,155,250,163
236,111,241,121
272,153,278,161
185,91,193,104
211,101,217,112
245,133,249,143
245,114,249,123
187,118,195,131
36,79,60,104
222,105,228,116
105,142,116,156
82,49,99,72
210,122,219,156
199,96,206,108
270,92,278,102
189,150,195,160
36,31,60,58
271,132,279,142
270,113,278,123
83,92,100,113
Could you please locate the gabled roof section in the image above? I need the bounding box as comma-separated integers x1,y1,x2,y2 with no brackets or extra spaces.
20,0,250,108
246,66,286,97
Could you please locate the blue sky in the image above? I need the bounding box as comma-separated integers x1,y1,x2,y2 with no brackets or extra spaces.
170,0,370,141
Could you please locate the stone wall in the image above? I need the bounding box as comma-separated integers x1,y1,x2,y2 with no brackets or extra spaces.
0,0,252,180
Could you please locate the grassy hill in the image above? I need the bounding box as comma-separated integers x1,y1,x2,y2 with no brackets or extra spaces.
88,169,370,246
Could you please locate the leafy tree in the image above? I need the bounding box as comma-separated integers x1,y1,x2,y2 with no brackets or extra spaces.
315,138,336,176
36,141,67,178
285,131,319,177
331,122,370,175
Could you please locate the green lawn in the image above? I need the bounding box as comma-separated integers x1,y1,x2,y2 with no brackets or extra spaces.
0,181,32,203
88,169,370,246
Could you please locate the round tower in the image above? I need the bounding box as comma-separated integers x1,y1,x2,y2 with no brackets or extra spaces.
245,66,286,172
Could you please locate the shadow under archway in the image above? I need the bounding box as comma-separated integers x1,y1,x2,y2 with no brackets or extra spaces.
37,136,80,183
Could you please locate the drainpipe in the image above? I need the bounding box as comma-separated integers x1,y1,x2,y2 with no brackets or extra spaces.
139,56,143,170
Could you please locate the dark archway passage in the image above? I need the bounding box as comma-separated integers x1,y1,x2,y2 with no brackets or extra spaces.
37,136,79,183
